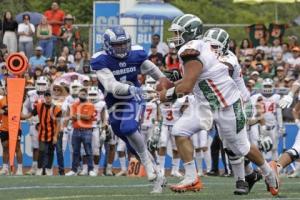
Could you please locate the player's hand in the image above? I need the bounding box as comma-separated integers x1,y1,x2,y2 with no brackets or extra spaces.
147,136,159,152
158,88,168,102
129,86,144,102
279,94,293,109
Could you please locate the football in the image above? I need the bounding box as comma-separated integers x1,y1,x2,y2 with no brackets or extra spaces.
156,77,175,91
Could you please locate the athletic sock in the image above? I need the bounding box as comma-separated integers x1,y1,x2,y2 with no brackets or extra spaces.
183,161,197,179
231,160,245,181
259,161,272,176
158,155,165,174
3,164,8,170
195,151,203,173
173,158,181,172
82,164,88,172
119,156,127,171
32,161,37,170
203,150,212,172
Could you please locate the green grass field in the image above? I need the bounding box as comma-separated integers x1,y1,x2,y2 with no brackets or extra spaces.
1,176,300,200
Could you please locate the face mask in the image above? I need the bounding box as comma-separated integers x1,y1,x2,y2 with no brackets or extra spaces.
79,97,87,102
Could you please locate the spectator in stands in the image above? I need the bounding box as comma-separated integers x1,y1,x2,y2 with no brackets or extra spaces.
1,11,18,53
74,50,84,72
48,66,59,82
61,46,74,64
60,14,80,53
44,1,65,56
288,35,298,50
256,38,270,56
75,42,84,52
273,53,285,70
37,16,53,58
33,67,43,81
270,38,282,59
250,71,262,89
17,14,35,58
282,43,293,62
273,66,286,88
163,43,180,71
285,46,300,79
82,61,91,75
56,56,68,73
29,46,47,74
250,52,270,74
228,39,238,55
150,34,168,56
24,72,34,87
239,38,254,58
148,44,163,68
43,57,55,74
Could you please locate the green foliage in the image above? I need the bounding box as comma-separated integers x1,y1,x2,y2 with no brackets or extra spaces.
166,0,300,43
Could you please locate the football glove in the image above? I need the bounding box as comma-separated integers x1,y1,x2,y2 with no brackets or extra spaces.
163,69,182,82
258,136,273,153
279,93,293,109
129,86,145,102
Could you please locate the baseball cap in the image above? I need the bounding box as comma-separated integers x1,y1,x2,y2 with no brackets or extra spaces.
58,56,66,61
276,66,284,71
251,71,259,76
35,46,43,51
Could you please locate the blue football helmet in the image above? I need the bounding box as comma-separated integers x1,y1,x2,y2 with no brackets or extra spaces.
103,26,131,59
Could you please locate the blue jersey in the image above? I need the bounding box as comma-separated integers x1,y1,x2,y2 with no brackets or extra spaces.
91,45,148,109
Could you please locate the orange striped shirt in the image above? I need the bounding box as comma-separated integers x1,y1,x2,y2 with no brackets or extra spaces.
33,101,62,142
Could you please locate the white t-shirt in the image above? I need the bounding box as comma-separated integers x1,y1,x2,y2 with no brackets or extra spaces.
18,23,35,42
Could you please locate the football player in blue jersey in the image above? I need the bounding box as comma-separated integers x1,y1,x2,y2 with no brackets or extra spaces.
91,26,168,193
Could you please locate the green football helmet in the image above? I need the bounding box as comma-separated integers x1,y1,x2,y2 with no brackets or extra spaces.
203,28,230,56
168,14,203,49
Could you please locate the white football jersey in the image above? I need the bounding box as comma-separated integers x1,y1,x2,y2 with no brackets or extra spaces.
219,50,250,102
252,93,281,126
62,95,78,112
143,101,158,127
160,98,184,126
23,90,44,123
92,100,106,127
178,40,241,110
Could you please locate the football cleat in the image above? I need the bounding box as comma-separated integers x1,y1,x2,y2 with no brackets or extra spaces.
233,180,249,195
89,170,97,177
245,170,262,192
78,169,88,176
65,170,77,176
0,168,9,176
288,171,300,178
25,168,36,176
265,161,280,196
115,170,127,177
36,168,43,176
150,171,166,194
46,169,53,176
170,177,203,193
170,170,183,178
145,161,157,181
15,169,23,176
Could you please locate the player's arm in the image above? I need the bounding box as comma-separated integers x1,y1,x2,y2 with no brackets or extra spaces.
96,68,132,96
293,101,300,127
21,102,37,119
159,49,203,102
140,60,165,81
100,107,108,128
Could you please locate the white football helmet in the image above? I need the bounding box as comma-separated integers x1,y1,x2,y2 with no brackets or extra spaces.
203,28,230,56
35,76,50,92
262,78,274,95
88,86,100,103
259,136,273,152
70,80,83,97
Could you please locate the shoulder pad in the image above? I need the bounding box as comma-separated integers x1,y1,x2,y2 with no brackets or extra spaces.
131,45,144,51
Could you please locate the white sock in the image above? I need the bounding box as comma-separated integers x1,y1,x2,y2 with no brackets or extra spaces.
203,150,211,172
173,158,181,172
231,161,245,181
259,161,272,176
32,161,37,170
94,163,99,172
119,156,127,171
82,164,88,172
158,155,165,172
195,152,203,173
295,162,300,171
183,161,197,179
17,164,23,170
107,163,112,171
245,162,254,176
3,164,8,170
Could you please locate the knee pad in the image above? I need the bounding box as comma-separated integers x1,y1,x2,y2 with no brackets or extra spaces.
286,148,300,162
224,148,244,164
